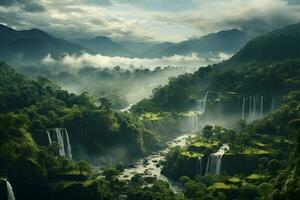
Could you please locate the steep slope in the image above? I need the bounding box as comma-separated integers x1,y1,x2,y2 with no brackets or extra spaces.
152,29,251,58
229,22,300,64
120,41,155,54
74,36,135,57
133,23,300,113
0,24,87,63
140,42,176,58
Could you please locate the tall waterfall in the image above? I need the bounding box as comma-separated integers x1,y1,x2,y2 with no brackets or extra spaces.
188,112,200,133
195,156,203,176
205,144,229,175
242,97,246,120
197,91,209,114
46,128,72,159
0,179,16,200
64,129,72,159
6,180,15,200
55,128,66,156
260,96,264,117
46,131,52,145
271,96,275,112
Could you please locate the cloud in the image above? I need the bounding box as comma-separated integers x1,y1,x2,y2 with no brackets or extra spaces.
42,52,229,70
0,0,45,13
0,0,300,42
287,0,300,5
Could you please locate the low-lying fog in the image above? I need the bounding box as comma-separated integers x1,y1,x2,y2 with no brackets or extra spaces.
16,52,231,109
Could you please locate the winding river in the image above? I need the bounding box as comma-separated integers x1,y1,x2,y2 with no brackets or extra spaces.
118,134,195,192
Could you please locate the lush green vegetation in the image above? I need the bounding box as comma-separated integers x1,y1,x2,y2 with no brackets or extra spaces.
0,62,159,157
2,22,300,200
132,59,300,113
161,90,300,199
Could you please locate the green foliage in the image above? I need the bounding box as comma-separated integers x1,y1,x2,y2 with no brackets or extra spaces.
134,59,300,113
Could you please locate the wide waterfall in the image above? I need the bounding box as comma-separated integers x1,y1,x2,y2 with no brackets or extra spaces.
195,156,203,176
46,128,72,159
241,96,264,121
205,144,229,175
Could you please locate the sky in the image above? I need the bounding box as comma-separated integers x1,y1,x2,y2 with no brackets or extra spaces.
0,0,300,42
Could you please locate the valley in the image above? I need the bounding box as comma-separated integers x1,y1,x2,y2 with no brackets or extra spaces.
1,2,300,199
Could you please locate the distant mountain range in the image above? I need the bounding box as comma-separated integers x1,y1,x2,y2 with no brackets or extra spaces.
0,24,87,63
141,29,252,58
73,36,135,57
0,24,254,63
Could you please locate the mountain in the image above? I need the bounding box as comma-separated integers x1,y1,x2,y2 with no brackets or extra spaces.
120,41,156,54
0,24,87,63
133,23,300,113
149,29,252,58
140,42,175,58
74,36,135,57
228,22,300,64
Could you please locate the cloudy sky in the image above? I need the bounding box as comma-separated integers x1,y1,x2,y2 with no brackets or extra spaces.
0,0,300,42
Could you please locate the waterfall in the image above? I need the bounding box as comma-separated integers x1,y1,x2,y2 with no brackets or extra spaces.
47,128,72,159
242,97,246,120
6,180,15,200
198,91,209,114
216,92,221,101
205,144,229,175
0,179,16,200
188,112,200,133
260,96,264,117
271,96,275,112
55,128,66,156
195,156,203,176
244,96,265,121
249,96,252,119
64,129,72,159
46,131,52,145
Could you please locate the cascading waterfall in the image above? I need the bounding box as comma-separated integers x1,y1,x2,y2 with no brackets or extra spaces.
205,144,229,175
242,96,264,121
271,96,275,112
46,131,52,145
260,96,264,117
6,180,15,200
242,97,246,120
55,128,66,156
187,112,200,133
0,179,16,200
197,91,209,114
46,128,72,159
64,129,72,159
195,156,203,176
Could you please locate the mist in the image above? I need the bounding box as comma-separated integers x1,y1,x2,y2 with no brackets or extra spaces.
42,52,231,69
15,52,230,109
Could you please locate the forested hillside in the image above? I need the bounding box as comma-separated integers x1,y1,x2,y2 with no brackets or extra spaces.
0,62,159,158
133,23,300,113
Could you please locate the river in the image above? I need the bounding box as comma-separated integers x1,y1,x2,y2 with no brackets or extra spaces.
118,134,195,192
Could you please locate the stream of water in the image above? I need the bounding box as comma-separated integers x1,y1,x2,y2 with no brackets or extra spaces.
118,134,195,192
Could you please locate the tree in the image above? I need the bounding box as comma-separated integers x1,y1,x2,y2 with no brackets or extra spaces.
98,98,112,110
77,161,91,175
202,125,213,138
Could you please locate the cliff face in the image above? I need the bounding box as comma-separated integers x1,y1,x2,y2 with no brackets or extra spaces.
162,153,271,179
